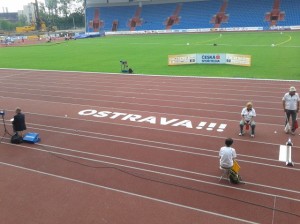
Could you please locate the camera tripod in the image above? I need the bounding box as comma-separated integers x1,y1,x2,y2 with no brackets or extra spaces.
0,114,12,143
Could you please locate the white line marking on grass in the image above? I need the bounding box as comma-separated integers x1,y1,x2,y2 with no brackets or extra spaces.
275,35,292,46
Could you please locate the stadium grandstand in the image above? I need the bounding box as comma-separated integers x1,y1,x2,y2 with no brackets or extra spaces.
84,0,300,33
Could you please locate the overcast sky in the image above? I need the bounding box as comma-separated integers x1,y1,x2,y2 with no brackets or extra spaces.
0,0,45,12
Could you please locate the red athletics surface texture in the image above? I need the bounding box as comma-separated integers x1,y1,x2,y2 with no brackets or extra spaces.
0,69,299,224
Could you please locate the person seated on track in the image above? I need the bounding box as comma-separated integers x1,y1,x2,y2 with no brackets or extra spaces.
239,102,256,138
219,138,237,169
12,107,27,137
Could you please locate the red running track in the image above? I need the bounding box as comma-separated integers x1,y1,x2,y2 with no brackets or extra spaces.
0,69,300,224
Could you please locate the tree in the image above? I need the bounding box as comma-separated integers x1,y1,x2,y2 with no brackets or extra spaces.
0,20,17,31
58,0,72,17
0,0,85,31
74,0,85,14
45,0,58,16
18,14,28,26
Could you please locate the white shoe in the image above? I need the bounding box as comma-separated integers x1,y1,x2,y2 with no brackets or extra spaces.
251,134,255,138
239,132,243,136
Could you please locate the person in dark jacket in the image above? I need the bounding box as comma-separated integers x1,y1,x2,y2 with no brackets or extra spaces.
12,107,26,137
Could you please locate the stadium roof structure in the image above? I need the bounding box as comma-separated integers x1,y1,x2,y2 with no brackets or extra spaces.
85,0,207,8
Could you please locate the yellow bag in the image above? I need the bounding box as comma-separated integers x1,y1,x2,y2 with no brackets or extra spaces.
232,160,240,173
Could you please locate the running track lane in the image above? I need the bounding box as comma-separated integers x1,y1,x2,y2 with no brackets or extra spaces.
0,69,300,223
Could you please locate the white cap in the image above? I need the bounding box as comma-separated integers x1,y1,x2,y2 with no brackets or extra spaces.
289,86,296,92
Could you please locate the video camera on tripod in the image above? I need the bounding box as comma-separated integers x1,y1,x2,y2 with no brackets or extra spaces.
120,60,133,74
0,109,10,143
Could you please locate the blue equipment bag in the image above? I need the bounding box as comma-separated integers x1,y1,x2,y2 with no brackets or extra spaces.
23,132,40,144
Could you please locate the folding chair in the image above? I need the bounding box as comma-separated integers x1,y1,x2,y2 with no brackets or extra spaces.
219,160,241,183
219,166,231,182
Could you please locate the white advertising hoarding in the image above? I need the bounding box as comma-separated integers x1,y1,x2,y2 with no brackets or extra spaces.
168,53,251,66
168,54,197,65
226,54,251,67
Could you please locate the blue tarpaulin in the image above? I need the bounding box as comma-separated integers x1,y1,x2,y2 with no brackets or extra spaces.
74,32,105,39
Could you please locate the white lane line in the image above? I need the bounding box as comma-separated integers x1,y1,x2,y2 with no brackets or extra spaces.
4,119,300,162
0,85,283,111
0,161,259,224
0,95,289,124
0,79,287,102
6,122,299,163
2,142,300,202
0,67,299,82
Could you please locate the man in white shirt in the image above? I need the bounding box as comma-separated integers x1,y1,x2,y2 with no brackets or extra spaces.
239,102,256,137
219,138,237,169
282,86,300,135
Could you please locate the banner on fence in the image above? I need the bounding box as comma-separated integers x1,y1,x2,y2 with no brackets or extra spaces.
226,53,251,67
168,53,251,66
168,54,197,65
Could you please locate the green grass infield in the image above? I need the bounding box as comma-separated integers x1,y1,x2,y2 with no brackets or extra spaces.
1,31,300,80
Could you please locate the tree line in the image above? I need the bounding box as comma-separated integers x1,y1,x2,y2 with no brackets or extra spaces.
0,0,85,32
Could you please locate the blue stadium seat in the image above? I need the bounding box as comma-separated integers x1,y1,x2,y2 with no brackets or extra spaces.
85,0,300,32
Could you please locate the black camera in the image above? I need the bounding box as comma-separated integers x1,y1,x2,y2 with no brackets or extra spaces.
0,110,5,116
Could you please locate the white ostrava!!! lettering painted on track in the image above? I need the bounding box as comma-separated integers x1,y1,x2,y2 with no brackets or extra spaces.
78,109,227,132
